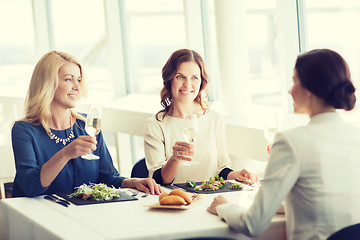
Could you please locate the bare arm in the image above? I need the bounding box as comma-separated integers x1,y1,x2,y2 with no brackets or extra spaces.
160,156,181,184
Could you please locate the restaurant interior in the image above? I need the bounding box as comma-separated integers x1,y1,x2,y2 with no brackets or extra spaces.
1,0,360,239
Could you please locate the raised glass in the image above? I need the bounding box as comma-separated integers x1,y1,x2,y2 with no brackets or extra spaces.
263,111,279,154
182,113,199,166
82,105,102,160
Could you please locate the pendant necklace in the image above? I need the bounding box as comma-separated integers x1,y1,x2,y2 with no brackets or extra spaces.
49,117,75,145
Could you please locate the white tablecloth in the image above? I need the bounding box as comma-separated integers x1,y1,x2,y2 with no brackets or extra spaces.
0,188,286,240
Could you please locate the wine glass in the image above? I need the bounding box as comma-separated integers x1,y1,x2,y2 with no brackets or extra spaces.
263,111,279,153
82,104,102,160
182,113,199,166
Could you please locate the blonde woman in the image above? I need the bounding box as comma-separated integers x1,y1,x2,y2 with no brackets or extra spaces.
12,50,161,197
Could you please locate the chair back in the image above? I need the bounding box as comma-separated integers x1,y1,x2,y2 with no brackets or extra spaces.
327,223,360,240
131,158,149,178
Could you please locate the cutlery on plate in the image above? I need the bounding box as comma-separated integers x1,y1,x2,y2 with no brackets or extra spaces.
123,189,149,198
191,193,199,201
141,192,150,198
163,184,181,190
124,189,138,197
127,189,149,198
44,195,69,207
50,194,71,206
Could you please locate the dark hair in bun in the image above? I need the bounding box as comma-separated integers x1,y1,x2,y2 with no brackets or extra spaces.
295,49,356,111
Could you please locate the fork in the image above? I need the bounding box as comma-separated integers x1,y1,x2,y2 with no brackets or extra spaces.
141,192,150,198
125,189,138,197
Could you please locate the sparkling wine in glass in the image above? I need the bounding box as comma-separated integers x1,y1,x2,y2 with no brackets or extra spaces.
182,113,199,166
82,105,102,160
264,112,279,153
264,126,278,143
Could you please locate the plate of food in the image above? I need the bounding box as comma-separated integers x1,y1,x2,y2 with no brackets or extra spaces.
57,183,137,205
145,189,202,210
173,176,244,194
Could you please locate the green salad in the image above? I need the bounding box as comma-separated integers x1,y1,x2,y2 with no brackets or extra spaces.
194,175,228,191
68,183,120,201
229,183,243,190
186,180,196,187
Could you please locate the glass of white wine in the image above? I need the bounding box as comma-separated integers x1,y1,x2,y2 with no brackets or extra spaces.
82,104,102,160
182,113,199,166
264,111,279,145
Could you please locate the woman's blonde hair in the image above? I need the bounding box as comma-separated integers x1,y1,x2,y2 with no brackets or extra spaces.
23,50,87,134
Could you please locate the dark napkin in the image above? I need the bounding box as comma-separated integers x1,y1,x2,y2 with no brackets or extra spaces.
171,181,243,194
56,191,137,206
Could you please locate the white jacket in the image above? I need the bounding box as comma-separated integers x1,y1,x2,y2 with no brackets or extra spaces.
217,112,360,240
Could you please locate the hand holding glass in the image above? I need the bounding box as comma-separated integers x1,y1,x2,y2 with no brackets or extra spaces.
182,113,199,166
82,105,102,160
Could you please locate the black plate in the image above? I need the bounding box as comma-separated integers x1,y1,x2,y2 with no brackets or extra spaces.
56,192,137,205
172,181,243,194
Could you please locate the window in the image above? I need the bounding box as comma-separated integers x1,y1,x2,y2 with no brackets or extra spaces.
124,0,187,94
50,0,110,92
303,0,360,120
247,1,281,107
204,0,282,111
0,0,35,93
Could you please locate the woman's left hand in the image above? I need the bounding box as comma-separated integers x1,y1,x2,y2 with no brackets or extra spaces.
121,178,162,195
228,168,260,185
133,178,162,195
207,195,228,215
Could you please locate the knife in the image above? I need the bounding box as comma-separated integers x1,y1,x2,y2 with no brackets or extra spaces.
44,195,69,207
49,194,71,206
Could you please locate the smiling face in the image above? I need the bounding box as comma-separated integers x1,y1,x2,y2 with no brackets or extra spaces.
52,62,81,110
171,61,201,105
289,69,311,114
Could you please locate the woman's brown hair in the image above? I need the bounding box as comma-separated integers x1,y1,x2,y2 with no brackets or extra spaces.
295,49,356,111
156,49,209,120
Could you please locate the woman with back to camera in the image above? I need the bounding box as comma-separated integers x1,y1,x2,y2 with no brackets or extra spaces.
144,48,259,185
208,49,360,239
11,50,161,197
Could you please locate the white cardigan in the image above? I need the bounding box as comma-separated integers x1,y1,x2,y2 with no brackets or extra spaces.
144,110,232,183
217,112,360,240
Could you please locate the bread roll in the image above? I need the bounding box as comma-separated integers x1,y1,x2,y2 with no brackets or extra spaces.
169,189,192,204
160,195,186,205
159,192,169,202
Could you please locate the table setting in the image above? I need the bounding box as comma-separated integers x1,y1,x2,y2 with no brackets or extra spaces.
0,183,286,240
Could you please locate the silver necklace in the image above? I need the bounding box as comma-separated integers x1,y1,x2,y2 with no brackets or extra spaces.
49,117,75,145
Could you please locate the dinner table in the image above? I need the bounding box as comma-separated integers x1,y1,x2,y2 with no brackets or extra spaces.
0,184,286,240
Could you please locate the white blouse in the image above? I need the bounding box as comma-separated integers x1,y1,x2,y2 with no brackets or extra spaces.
216,112,360,240
144,110,232,183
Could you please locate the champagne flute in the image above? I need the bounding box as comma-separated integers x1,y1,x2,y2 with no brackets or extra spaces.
263,111,279,153
82,104,102,160
182,113,199,166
